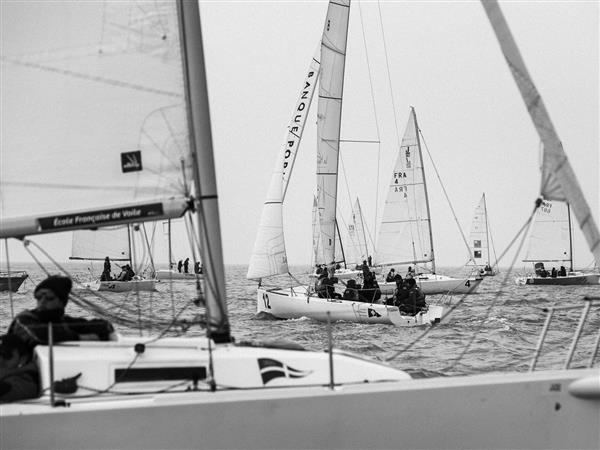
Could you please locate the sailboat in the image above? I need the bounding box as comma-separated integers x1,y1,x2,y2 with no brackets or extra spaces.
155,216,203,281
247,1,445,326
468,193,498,276
70,225,157,292
515,199,599,285
0,270,28,292
1,1,599,449
375,107,483,296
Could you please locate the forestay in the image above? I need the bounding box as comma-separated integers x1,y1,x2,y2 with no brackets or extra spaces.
316,0,350,265
375,108,435,269
0,1,193,238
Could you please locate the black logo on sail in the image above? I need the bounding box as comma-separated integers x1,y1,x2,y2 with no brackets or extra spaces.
121,151,142,173
257,358,312,385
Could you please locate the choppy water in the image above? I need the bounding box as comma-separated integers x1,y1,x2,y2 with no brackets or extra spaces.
2,263,599,377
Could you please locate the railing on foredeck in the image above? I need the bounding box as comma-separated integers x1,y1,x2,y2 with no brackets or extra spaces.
530,296,600,372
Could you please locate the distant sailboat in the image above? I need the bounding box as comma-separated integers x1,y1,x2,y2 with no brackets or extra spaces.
468,193,498,276
0,270,28,292
70,225,156,292
515,199,599,285
375,108,483,295
155,215,203,281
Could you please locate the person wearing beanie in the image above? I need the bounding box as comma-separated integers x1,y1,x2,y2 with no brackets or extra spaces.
7,275,115,350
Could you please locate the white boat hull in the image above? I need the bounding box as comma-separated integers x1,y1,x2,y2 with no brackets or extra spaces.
515,272,600,286
87,279,157,292
379,274,483,295
156,269,201,281
2,362,598,450
257,286,444,327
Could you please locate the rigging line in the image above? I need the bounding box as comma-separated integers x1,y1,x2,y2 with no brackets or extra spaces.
448,205,538,370
1,56,181,98
376,0,402,164
418,129,473,264
385,207,536,363
3,239,16,319
358,0,383,239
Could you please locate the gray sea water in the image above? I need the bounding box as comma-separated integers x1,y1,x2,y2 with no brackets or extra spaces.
2,262,599,377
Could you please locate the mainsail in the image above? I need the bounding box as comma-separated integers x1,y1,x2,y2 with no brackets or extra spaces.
468,194,492,267
71,227,130,262
522,200,571,264
482,0,600,266
375,107,435,270
0,0,230,341
316,0,350,265
346,198,369,266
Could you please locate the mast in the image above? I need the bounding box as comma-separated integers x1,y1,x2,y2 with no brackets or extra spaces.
167,219,172,270
178,0,230,343
334,219,347,269
567,203,573,272
412,107,436,273
483,193,490,268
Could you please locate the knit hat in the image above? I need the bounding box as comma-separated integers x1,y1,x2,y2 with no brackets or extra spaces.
34,275,72,305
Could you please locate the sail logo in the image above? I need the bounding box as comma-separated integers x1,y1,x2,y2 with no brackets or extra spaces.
121,151,142,173
257,358,312,385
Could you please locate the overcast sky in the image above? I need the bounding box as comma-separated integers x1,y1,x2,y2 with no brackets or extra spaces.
2,0,598,270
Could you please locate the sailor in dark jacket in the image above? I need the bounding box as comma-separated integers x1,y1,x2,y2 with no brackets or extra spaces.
7,275,115,350
0,334,40,403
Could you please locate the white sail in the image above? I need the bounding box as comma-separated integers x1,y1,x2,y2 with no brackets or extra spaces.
0,0,229,339
375,107,434,268
316,0,350,265
311,196,326,269
482,0,600,266
71,227,130,262
246,148,288,279
282,50,321,200
0,1,192,238
346,198,369,266
246,51,321,279
468,194,491,266
523,200,571,264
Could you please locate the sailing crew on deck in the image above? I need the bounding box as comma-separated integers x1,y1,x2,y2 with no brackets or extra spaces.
177,260,183,273
385,268,396,283
558,266,567,277
7,276,115,351
183,258,190,274
100,256,112,281
0,334,40,403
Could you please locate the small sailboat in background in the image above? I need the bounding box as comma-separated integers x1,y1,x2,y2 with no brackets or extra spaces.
70,225,156,292
0,270,28,292
375,107,483,296
515,199,599,285
467,193,498,276
155,215,203,281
